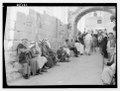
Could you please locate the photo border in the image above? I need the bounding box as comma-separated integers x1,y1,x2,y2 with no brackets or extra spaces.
3,3,117,88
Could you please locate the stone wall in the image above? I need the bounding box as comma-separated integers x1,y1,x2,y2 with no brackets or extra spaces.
4,8,68,83
4,7,22,84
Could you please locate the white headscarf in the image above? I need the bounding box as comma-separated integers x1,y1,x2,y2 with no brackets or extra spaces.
45,38,51,48
35,42,42,55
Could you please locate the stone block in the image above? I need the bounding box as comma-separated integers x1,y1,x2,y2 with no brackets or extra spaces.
13,62,22,71
14,31,33,41
6,62,22,83
7,71,22,83
16,12,26,24
12,40,21,51
15,22,26,32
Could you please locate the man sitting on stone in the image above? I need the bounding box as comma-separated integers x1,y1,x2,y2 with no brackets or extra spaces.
44,39,58,65
40,39,57,68
29,41,48,75
17,43,31,79
101,49,116,85
75,39,84,55
57,46,70,62
65,39,79,57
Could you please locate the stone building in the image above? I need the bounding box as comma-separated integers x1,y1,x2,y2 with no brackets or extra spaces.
4,7,69,83
68,6,115,40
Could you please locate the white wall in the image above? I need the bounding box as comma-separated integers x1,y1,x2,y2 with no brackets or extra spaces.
6,7,69,49
77,11,115,33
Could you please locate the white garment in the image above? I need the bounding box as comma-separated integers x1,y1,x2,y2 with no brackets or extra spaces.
107,40,111,53
46,40,51,48
75,42,84,53
37,55,48,69
107,40,115,55
84,34,92,54
35,43,48,68
101,63,116,84
63,47,70,55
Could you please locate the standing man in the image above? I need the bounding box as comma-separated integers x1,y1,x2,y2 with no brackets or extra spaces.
84,30,93,55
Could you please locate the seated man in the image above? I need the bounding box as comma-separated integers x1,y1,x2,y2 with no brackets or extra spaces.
101,48,116,85
65,39,79,57
17,43,31,79
57,47,70,62
101,62,116,85
44,42,57,64
29,41,48,75
41,41,55,68
63,46,70,57
75,40,84,55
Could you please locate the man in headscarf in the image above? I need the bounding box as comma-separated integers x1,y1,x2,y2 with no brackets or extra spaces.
99,31,108,60
57,46,70,62
17,39,31,79
30,41,48,74
40,39,56,68
65,39,79,57
84,30,93,55
107,32,116,58
75,39,84,55
101,16,116,85
44,38,51,49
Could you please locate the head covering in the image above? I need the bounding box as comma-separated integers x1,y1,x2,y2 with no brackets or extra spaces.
29,41,36,48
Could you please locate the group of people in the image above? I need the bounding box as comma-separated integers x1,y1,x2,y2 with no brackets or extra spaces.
17,38,57,79
101,27,116,85
16,19,116,85
73,27,116,85
16,38,72,79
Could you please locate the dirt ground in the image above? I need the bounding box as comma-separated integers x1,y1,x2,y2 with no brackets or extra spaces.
8,52,103,85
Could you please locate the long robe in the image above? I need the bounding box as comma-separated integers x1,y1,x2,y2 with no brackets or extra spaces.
30,44,47,75
57,47,70,62
107,38,116,57
63,47,70,56
99,37,108,58
17,43,31,76
84,34,92,54
75,42,84,54
101,51,116,85
101,63,116,85
41,44,54,68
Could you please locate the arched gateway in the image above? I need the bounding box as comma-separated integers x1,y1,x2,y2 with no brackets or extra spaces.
68,6,116,39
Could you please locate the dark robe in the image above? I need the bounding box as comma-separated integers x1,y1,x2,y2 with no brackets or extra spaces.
45,45,57,64
99,37,108,58
17,43,31,78
57,48,69,62
41,44,54,68
78,36,84,45
17,43,28,64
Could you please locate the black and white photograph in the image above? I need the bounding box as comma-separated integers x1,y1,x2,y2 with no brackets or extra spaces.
3,3,117,88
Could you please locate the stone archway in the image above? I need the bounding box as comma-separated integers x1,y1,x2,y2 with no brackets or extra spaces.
69,6,115,39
